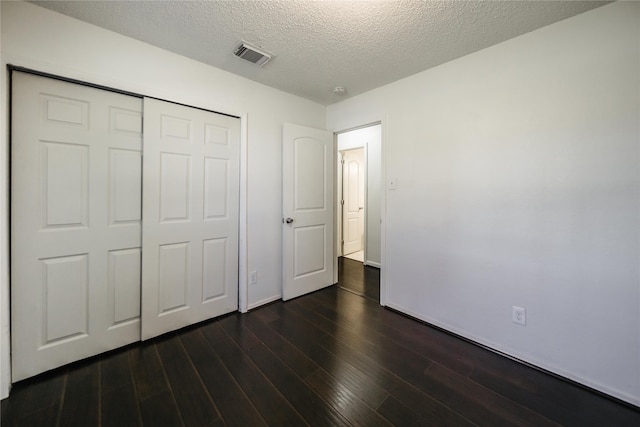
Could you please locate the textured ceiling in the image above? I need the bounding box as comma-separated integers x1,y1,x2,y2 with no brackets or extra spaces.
29,0,608,105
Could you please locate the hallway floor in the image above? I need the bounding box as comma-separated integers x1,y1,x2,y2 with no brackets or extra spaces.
338,256,380,301
343,250,364,263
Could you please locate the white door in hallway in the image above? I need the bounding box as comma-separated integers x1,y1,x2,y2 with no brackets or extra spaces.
11,72,143,381
141,98,240,339
282,123,334,300
342,148,365,256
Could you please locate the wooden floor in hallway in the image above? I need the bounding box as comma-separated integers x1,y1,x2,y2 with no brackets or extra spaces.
2,259,639,426
338,256,380,301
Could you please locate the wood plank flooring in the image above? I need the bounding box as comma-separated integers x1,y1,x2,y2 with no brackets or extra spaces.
338,257,380,301
2,259,639,426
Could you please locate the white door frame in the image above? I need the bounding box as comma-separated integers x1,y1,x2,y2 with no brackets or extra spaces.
333,121,386,306
3,68,249,394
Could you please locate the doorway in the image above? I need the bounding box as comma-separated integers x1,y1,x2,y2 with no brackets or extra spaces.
336,124,382,268
335,124,382,301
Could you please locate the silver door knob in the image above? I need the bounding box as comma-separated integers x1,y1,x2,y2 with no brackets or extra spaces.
285,217,294,224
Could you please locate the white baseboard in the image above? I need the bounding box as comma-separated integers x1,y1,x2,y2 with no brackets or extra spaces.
247,294,281,311
385,300,640,408
364,260,381,268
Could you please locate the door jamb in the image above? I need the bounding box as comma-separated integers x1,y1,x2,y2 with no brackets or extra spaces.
238,114,249,313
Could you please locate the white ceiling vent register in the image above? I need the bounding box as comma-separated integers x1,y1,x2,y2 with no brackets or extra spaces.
233,41,272,67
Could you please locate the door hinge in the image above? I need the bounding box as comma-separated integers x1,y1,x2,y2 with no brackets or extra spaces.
340,199,344,205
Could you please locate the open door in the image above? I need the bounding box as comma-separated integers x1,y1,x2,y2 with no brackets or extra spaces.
282,123,334,300
341,148,365,257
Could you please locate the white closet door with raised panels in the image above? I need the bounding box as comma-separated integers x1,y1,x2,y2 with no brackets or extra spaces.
11,72,143,381
141,98,239,340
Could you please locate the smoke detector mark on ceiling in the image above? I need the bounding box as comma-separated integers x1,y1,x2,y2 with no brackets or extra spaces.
233,41,272,67
333,86,347,96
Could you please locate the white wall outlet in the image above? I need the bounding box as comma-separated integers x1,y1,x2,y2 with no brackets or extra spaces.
512,306,526,326
249,271,257,285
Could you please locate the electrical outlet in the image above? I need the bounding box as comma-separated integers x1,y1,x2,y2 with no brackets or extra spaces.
512,306,526,326
249,271,257,285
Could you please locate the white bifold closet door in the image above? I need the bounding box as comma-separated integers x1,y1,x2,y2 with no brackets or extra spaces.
11,72,143,381
11,73,240,381
141,98,239,340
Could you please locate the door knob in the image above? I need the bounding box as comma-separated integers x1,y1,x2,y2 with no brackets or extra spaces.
284,217,294,224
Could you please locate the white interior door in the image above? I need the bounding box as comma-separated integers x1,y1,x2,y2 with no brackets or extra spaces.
282,123,334,300
141,98,239,340
342,148,365,256
11,72,143,381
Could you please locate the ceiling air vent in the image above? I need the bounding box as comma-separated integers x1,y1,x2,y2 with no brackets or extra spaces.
233,41,272,67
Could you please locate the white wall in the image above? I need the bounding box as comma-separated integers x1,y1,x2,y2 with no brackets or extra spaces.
0,1,325,398
328,2,639,406
337,125,381,266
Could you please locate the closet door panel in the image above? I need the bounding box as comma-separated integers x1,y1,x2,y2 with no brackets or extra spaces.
141,98,239,340
11,73,142,381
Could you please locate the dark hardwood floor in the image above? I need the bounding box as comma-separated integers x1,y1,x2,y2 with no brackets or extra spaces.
2,260,639,426
338,257,380,301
